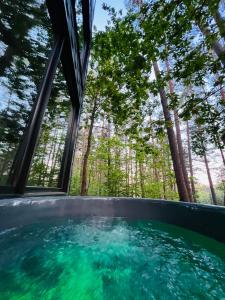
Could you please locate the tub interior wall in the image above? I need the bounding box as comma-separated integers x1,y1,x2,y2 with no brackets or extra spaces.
0,197,225,243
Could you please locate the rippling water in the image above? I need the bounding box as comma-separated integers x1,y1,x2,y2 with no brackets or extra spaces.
0,217,225,299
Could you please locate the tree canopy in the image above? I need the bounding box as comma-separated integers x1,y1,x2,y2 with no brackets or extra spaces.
71,0,225,205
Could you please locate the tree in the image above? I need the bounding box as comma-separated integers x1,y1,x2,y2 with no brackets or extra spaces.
69,1,224,204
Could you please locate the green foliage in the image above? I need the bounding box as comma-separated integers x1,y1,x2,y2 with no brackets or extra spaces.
70,0,225,204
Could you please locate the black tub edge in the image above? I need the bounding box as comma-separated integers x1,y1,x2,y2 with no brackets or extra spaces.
0,196,225,243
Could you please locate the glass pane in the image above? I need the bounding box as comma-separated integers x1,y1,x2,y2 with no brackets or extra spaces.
27,66,71,188
0,0,53,185
75,0,84,51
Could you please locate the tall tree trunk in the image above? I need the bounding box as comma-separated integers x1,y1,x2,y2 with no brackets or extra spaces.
115,146,121,196
44,128,58,186
165,59,193,201
220,164,225,206
38,140,48,185
80,98,97,195
107,118,111,195
186,121,197,202
161,143,167,199
184,2,225,67
203,153,217,205
152,136,159,182
198,24,225,67
139,160,145,198
80,127,88,184
125,136,130,196
153,61,189,201
130,147,134,197
174,109,193,201
99,116,106,195
48,137,63,187
135,153,138,196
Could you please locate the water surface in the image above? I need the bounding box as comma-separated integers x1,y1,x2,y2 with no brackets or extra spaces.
0,217,225,299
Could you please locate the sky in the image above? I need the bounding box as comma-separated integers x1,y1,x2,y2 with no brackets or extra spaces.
93,0,126,30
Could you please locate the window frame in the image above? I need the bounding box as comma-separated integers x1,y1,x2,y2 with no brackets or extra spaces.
0,0,94,196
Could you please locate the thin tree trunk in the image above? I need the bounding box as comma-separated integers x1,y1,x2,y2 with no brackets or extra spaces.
130,148,133,197
125,137,129,196
162,168,166,199
198,24,225,67
152,137,159,182
186,121,197,202
99,116,106,195
220,148,225,167
161,144,166,199
80,127,88,183
220,85,225,103
107,118,111,195
203,153,217,205
153,61,189,201
0,156,10,181
115,146,121,196
135,154,138,197
80,98,97,195
165,59,193,201
184,2,225,67
139,160,145,198
174,109,193,201
38,140,48,185
48,138,63,187
44,129,57,186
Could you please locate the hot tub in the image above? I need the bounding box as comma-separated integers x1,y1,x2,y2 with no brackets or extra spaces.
0,197,225,299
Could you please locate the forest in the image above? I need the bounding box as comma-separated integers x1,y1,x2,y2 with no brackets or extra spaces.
70,0,225,205
0,0,224,204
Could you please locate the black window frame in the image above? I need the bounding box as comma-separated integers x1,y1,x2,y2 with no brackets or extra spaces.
0,0,94,196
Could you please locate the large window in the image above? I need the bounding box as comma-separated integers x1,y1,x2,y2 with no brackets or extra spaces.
0,0,53,185
28,66,71,188
0,0,94,194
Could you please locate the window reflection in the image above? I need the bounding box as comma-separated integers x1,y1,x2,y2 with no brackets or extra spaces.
28,66,71,188
75,0,84,51
0,0,53,185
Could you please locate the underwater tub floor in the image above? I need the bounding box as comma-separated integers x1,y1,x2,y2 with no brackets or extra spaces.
0,216,225,300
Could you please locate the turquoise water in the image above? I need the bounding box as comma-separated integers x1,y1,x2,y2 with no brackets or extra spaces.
0,217,225,300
